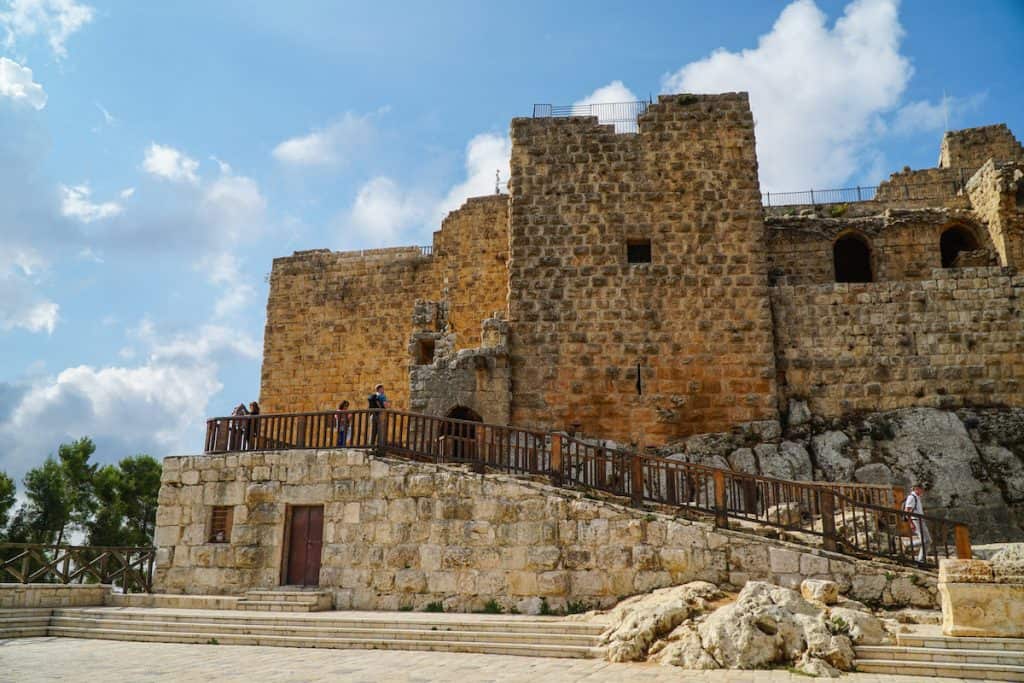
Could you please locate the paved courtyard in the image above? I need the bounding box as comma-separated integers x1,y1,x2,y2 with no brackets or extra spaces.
0,637,970,682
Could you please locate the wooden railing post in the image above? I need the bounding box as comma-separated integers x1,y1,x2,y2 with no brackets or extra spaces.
955,524,972,559
630,453,644,507
713,470,728,529
820,489,837,552
295,415,307,449
892,485,905,510
376,411,388,456
549,433,562,486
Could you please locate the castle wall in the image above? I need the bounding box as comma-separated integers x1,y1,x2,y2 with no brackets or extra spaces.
772,267,1024,416
967,160,1024,269
432,195,509,351
766,210,995,285
260,248,437,414
506,93,779,442
153,449,936,611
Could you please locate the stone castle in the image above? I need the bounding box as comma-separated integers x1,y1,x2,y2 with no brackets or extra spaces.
259,93,1024,445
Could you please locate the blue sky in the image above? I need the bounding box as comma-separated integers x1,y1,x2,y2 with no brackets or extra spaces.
0,0,1021,481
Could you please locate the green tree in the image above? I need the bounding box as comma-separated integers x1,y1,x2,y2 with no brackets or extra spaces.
86,455,162,547
0,471,15,534
21,457,71,544
57,437,98,530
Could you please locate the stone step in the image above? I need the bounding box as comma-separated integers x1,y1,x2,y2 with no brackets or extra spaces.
857,645,1024,666
107,593,242,610
50,608,606,636
243,590,332,602
48,615,599,647
856,659,1024,681
898,632,1024,652
234,600,325,612
0,608,52,638
0,627,48,639
47,625,602,659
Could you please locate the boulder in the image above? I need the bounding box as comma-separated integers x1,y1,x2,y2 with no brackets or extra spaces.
759,441,813,481
811,431,854,482
853,462,893,485
788,399,812,427
765,501,802,526
992,544,1024,562
727,447,758,474
828,606,890,645
598,581,719,662
978,446,1024,503
801,579,839,605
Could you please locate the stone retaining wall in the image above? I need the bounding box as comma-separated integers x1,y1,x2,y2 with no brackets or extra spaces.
0,583,109,609
154,449,936,613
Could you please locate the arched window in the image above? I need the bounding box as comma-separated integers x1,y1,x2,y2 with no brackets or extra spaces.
940,226,979,268
833,233,873,283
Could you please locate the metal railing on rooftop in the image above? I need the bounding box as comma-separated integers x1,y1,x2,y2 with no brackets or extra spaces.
532,100,651,134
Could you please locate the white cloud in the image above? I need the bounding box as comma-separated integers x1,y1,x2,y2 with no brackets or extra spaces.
662,0,911,191
0,318,261,479
892,93,987,136
76,246,102,263
200,171,266,241
0,0,94,59
196,251,256,319
432,133,511,226
344,176,430,246
574,80,638,107
273,111,376,167
0,246,58,334
59,183,122,223
143,142,200,184
95,101,114,125
119,186,134,199
0,57,45,109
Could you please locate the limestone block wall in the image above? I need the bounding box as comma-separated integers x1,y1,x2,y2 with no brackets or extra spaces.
766,209,994,285
432,195,509,351
967,160,1024,268
874,167,968,204
507,93,779,442
771,267,1024,416
260,248,437,414
939,124,1024,170
0,583,108,608
153,449,936,611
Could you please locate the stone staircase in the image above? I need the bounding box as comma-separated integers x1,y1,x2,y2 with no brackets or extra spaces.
0,608,50,639
43,606,606,659
235,589,333,612
856,626,1024,681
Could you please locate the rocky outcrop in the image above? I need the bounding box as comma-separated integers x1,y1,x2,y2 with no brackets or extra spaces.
632,580,893,677
661,406,1024,543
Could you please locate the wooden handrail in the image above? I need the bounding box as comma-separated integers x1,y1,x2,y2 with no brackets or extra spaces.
202,408,969,569
0,543,155,593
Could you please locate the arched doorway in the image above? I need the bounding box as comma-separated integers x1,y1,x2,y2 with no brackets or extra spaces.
940,226,979,268
833,233,873,283
442,406,482,462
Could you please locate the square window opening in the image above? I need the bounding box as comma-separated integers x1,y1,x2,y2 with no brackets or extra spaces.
415,338,436,365
209,506,233,543
627,239,652,264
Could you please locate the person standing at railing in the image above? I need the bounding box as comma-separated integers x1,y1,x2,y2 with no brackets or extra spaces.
903,483,930,563
368,384,389,443
334,400,350,446
247,401,261,450
230,403,248,450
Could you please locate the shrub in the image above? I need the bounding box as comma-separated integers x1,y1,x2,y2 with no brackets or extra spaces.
424,601,445,613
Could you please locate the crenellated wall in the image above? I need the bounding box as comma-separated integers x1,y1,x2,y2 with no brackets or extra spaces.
506,93,779,442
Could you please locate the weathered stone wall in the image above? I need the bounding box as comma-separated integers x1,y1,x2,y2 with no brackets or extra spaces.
967,160,1024,269
260,248,437,414
874,167,967,205
939,124,1024,170
153,450,935,611
766,209,995,285
432,195,509,351
771,267,1024,417
506,93,779,442
0,583,108,608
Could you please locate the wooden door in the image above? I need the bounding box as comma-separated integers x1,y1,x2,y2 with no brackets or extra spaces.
285,505,323,586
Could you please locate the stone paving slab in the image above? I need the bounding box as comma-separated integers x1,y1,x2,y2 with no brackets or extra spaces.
0,637,973,682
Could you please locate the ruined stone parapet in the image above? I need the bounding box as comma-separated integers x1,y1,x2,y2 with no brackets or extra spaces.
966,159,1024,268
939,558,1024,637
939,124,1024,170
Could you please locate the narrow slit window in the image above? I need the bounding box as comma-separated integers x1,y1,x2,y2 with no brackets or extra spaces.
627,239,652,264
209,506,233,543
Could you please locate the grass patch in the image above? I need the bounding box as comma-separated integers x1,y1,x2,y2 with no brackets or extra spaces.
539,597,554,616
477,599,503,614
424,601,445,613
